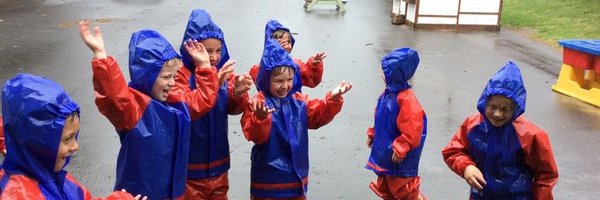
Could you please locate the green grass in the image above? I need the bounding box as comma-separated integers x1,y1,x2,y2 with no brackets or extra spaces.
502,0,600,43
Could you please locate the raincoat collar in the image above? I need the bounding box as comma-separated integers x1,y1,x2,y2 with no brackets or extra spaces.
256,38,301,98
1,73,80,182
265,19,295,51
382,48,420,92
128,29,180,98
477,61,527,122
181,9,230,70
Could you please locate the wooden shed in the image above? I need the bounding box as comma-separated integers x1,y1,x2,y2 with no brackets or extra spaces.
391,0,503,31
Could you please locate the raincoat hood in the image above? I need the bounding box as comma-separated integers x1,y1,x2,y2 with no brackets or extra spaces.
477,61,527,120
128,29,180,97
181,9,230,70
256,38,301,97
2,73,80,182
265,19,295,51
381,48,420,92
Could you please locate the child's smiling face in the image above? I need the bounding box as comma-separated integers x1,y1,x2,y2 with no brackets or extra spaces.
485,95,515,127
200,38,222,68
151,60,179,102
55,114,80,172
276,33,292,53
269,66,294,98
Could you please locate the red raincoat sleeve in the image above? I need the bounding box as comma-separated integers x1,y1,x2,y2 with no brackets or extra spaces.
0,117,5,155
241,93,272,145
92,57,150,131
514,117,559,200
295,91,343,129
293,57,323,88
441,114,481,177
227,73,250,115
391,90,425,159
0,174,45,199
167,65,219,120
367,106,377,139
367,127,375,138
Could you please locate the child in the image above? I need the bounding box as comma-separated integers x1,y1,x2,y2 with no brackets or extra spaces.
0,73,136,199
80,20,218,200
175,9,253,199
365,48,427,200
249,19,325,88
442,61,559,199
241,38,352,199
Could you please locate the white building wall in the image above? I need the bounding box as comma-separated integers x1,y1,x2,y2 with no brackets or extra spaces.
418,0,459,15
460,0,501,13
458,14,499,25
418,17,458,24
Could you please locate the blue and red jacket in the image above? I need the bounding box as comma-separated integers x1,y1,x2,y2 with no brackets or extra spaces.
241,39,344,198
442,62,559,200
0,73,133,199
176,9,248,180
249,19,323,88
92,30,204,200
366,48,427,177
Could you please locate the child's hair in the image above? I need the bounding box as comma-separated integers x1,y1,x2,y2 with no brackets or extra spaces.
271,66,294,77
271,29,290,40
163,58,182,70
66,112,80,124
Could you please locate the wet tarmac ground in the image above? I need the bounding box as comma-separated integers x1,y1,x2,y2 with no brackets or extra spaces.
1,0,599,199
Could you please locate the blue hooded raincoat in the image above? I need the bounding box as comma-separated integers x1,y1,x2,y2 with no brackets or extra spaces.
249,19,324,88
178,9,247,180
442,62,559,200
241,39,344,198
1,73,84,199
0,74,133,199
366,48,428,177
91,30,191,200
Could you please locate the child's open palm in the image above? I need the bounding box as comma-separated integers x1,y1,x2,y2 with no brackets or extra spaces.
331,80,352,100
79,20,106,59
183,39,210,69
234,73,253,97
251,98,274,120
217,60,236,86
312,52,327,65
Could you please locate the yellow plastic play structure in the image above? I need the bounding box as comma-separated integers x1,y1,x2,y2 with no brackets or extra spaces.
552,40,600,107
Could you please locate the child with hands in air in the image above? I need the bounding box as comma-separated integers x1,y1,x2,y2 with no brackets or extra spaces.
249,19,326,88
175,9,254,199
80,20,218,200
241,38,351,200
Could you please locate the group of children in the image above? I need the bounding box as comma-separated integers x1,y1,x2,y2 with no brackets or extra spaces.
0,8,559,200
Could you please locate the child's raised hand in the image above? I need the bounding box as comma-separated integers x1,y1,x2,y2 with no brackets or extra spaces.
331,80,352,100
463,165,486,190
312,52,327,65
217,60,236,86
251,98,274,120
184,39,210,69
234,73,253,97
79,20,107,59
391,152,403,163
